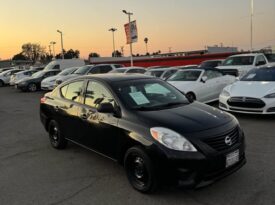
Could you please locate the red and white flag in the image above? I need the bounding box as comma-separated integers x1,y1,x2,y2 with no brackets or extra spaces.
124,20,138,44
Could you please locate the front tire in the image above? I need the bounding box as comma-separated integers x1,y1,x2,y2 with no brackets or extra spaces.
186,92,196,102
48,120,67,149
0,80,4,87
124,146,158,193
28,83,37,92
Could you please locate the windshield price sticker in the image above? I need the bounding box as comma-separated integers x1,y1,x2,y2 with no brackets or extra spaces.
129,92,150,105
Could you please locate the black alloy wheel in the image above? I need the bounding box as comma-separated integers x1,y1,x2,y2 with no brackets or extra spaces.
124,146,157,193
28,83,37,92
48,120,67,149
186,92,196,102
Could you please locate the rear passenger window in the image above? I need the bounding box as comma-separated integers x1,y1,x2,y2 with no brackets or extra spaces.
84,81,114,108
61,81,83,102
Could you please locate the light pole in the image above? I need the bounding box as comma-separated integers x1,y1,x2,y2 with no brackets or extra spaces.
250,0,254,51
144,37,148,54
50,41,56,57
57,30,64,59
48,45,52,56
109,28,117,57
122,10,133,66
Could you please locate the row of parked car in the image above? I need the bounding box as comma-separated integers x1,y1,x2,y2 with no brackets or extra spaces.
1,52,275,115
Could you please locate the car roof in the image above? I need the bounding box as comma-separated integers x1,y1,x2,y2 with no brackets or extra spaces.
230,53,262,57
73,73,154,83
177,67,222,72
146,68,175,71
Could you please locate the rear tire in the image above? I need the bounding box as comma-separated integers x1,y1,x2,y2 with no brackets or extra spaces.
124,146,158,193
28,83,37,92
48,120,67,149
0,80,4,87
186,92,196,102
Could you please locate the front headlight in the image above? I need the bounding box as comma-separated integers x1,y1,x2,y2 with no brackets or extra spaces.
264,93,275,98
221,89,230,97
150,127,197,152
19,81,27,85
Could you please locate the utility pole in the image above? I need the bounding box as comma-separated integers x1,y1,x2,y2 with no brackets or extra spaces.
250,0,254,51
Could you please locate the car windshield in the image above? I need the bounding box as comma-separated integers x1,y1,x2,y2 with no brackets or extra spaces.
168,70,201,81
32,71,45,78
241,68,275,81
109,69,126,73
265,54,275,63
114,79,189,111
145,70,164,77
59,67,76,76
222,56,254,66
74,66,92,75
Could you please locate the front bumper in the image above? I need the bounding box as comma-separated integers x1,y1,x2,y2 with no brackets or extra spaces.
15,83,28,91
150,122,246,188
41,84,54,91
219,95,275,114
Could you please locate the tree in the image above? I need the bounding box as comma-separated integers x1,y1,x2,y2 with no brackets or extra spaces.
12,52,28,60
112,50,122,57
89,52,100,58
21,43,46,63
56,49,80,59
144,37,149,54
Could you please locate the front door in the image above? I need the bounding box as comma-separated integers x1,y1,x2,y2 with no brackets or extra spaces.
78,80,119,159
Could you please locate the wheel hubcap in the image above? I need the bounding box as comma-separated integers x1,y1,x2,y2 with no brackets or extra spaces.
50,126,59,142
29,84,36,91
134,157,145,179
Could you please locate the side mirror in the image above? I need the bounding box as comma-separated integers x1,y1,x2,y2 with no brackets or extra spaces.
201,76,207,83
97,102,114,113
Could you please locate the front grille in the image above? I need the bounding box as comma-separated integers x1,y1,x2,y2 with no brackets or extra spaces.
227,97,265,108
203,127,239,151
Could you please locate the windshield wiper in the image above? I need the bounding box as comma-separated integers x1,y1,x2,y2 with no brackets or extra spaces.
134,102,188,111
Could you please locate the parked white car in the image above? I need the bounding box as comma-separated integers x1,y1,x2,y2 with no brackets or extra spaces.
109,67,146,74
0,69,22,87
219,66,275,114
10,70,38,85
41,67,79,91
167,68,236,103
217,53,268,77
145,68,178,80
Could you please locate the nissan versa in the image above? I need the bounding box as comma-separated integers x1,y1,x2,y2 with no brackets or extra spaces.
40,74,246,193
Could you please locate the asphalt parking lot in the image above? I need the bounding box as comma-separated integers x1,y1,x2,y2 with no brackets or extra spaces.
0,86,275,205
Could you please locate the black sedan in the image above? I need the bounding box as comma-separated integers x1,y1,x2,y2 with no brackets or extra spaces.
40,74,246,193
16,70,60,92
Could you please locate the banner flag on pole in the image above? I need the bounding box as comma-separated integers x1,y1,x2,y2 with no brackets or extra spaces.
124,20,138,44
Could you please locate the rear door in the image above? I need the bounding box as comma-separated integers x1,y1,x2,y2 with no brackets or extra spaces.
55,80,85,142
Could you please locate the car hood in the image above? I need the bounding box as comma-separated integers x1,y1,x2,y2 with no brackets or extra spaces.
136,102,233,134
227,81,275,98
57,74,79,82
168,81,198,92
42,76,59,83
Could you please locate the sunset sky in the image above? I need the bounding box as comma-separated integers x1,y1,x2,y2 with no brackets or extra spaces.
1,0,275,60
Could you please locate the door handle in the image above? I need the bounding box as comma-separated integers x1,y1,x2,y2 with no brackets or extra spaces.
80,113,88,120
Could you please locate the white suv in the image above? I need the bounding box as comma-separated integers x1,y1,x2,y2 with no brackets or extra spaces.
217,53,268,77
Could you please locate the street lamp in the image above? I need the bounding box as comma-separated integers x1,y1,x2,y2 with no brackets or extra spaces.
144,37,148,54
48,45,52,56
122,10,133,66
109,28,117,57
50,41,56,57
57,30,64,59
